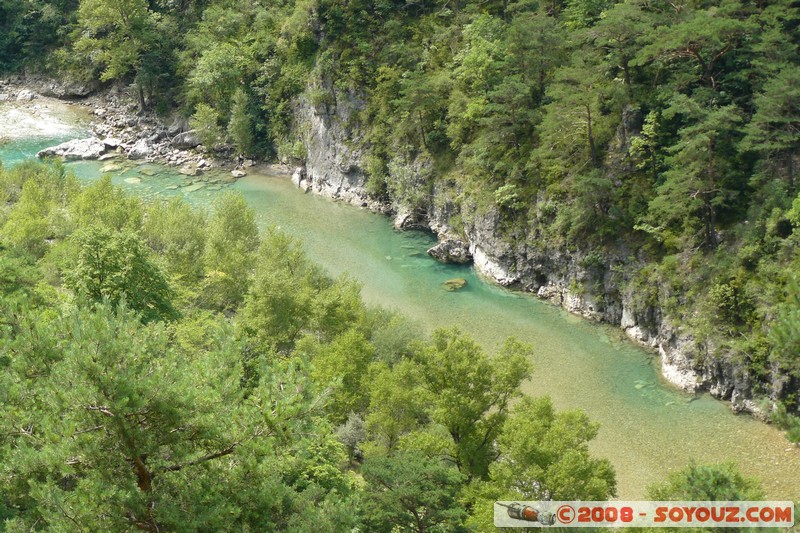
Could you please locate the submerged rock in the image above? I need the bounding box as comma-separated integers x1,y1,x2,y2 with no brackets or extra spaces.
183,183,205,192
427,239,472,264
442,278,467,291
37,137,106,160
178,165,199,176
100,162,124,173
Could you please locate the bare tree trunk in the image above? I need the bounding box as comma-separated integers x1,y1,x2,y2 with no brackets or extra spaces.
137,83,146,113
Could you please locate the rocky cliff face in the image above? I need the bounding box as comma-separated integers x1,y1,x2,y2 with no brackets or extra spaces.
295,87,388,212
459,212,762,412
291,91,764,417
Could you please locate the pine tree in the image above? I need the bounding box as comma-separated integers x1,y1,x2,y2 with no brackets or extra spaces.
741,65,800,195
646,96,743,249
228,87,255,156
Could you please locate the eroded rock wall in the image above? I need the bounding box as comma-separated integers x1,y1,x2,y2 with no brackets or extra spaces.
291,88,764,416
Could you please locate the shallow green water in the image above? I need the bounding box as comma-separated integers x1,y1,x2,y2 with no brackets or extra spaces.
3,131,799,500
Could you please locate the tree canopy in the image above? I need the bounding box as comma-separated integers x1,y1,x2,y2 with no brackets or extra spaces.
0,161,624,530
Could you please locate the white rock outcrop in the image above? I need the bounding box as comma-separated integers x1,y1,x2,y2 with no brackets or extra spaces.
37,137,106,160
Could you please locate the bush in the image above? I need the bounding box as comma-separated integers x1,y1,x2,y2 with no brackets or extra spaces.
190,103,222,149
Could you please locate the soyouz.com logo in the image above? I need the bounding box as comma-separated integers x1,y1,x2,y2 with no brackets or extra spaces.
494,501,795,528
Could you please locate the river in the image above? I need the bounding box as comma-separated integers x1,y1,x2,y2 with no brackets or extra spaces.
1,100,798,500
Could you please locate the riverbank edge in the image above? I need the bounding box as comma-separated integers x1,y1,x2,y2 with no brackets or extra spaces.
0,76,253,177
0,76,771,420
290,85,775,420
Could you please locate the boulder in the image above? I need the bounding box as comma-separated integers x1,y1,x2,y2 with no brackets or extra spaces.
291,166,311,192
427,239,472,264
16,89,36,101
167,117,189,136
171,130,200,149
231,169,247,178
394,209,427,230
291,166,306,186
37,138,106,160
39,80,95,98
128,139,151,159
442,278,468,291
103,137,121,149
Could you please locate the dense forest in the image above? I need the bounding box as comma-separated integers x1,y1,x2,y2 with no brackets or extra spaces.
4,0,798,429
2,0,800,526
0,160,773,529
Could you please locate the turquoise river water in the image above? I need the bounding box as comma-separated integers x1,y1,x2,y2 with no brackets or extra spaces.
2,109,799,500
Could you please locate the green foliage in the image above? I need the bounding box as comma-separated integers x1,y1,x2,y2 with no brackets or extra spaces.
70,174,143,231
228,87,255,156
307,329,374,423
369,312,424,365
0,179,54,257
707,276,754,328
489,396,617,500
25,5,797,422
0,242,40,307
72,0,184,108
769,274,800,379
336,412,367,463
361,452,467,533
75,0,153,82
186,42,243,113
632,0,756,91
463,395,617,531
771,403,800,445
646,97,744,249
9,0,800,519
237,230,327,353
64,226,178,323
536,52,622,186
364,360,429,455
0,301,340,531
741,65,800,194
190,103,223,149
412,329,533,479
0,160,627,529
202,191,259,311
0,0,77,72
142,196,207,283
494,183,526,212
647,462,765,500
